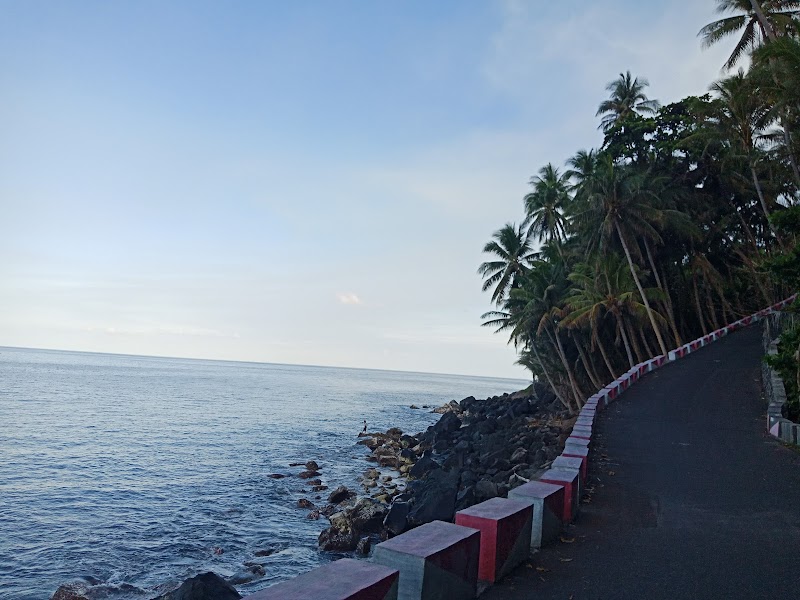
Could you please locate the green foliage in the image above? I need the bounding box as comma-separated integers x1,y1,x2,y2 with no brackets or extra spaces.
478,7,799,411
765,320,800,420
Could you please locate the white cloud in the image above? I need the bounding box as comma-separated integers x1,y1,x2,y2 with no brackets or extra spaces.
336,292,362,305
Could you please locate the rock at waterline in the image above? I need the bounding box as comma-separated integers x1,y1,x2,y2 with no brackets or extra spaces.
327,485,352,504
305,460,320,471
356,536,372,555
150,572,241,600
297,498,314,509
227,563,266,585
51,582,90,600
266,473,286,479
298,470,321,479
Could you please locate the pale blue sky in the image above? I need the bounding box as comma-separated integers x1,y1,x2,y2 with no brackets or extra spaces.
0,1,734,378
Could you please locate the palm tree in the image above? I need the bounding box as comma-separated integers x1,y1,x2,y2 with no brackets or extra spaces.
710,71,780,239
478,223,535,305
596,71,660,133
580,155,670,355
700,1,800,184
523,164,571,257
699,0,800,70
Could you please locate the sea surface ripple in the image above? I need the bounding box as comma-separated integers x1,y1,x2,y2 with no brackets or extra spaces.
0,347,527,599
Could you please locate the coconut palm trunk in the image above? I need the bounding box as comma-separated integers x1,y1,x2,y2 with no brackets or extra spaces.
595,333,618,380
531,343,570,410
643,238,682,345
751,166,782,242
573,332,604,390
549,326,584,410
614,220,668,355
616,317,636,368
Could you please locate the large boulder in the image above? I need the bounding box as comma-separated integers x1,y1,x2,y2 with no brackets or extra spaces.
383,500,411,535
407,468,459,526
151,572,241,600
327,486,352,504
432,412,461,436
51,583,90,600
408,455,439,479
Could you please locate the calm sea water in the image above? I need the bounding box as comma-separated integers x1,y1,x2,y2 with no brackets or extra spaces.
0,347,527,600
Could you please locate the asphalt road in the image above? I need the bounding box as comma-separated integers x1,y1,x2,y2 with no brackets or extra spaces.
483,325,800,599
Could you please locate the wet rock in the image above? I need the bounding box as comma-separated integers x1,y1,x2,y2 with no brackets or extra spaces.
311,485,328,492
307,510,320,520
298,470,321,479
305,460,320,471
318,526,359,552
51,582,90,600
383,500,410,535
267,474,286,479
227,563,266,585
297,498,314,509
307,479,322,486
253,547,277,557
356,537,372,556
363,468,380,480
328,486,352,504
151,572,241,600
409,404,419,409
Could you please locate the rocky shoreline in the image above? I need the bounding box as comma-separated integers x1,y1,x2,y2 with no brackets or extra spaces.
313,381,571,555
50,382,570,600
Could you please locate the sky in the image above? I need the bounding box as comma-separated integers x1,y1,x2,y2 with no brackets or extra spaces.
0,0,737,379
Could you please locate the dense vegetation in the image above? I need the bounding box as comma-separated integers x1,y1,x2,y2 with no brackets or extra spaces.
479,0,800,414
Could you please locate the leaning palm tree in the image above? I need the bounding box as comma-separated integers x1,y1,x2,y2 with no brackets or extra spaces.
580,155,670,355
523,164,571,256
700,1,800,184
596,71,660,133
710,71,780,238
478,223,535,305
699,0,800,70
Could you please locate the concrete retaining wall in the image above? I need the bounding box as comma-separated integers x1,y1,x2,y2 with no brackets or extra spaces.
762,312,800,447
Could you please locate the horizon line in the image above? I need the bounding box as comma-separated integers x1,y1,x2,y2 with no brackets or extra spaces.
0,344,532,384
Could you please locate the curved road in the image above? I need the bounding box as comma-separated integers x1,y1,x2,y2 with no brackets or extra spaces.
485,326,800,599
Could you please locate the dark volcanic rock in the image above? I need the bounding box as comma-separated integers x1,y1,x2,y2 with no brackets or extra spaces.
407,468,459,526
356,537,372,555
327,486,352,504
151,572,241,600
305,460,320,471
51,583,90,600
383,500,411,535
408,455,439,479
432,411,461,436
298,470,321,479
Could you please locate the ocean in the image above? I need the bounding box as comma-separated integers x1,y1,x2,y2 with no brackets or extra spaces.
0,346,527,599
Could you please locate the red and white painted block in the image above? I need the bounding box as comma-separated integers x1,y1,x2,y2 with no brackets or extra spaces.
508,480,565,549
741,315,753,326
566,435,590,449
552,455,585,485
539,468,580,522
562,445,589,480
455,498,533,583
689,339,701,351
574,416,594,428
373,521,480,600
245,558,399,600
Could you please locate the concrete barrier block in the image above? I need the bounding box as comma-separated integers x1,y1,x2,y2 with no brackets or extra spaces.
508,480,565,549
562,445,588,480
245,558,399,600
565,436,590,449
574,417,593,428
539,468,580,522
552,455,585,485
373,521,479,600
572,424,592,436
455,498,533,583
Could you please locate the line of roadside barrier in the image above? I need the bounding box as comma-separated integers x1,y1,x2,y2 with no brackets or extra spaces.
244,294,797,600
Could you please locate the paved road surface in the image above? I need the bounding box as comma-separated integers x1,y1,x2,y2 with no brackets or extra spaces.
484,326,800,599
